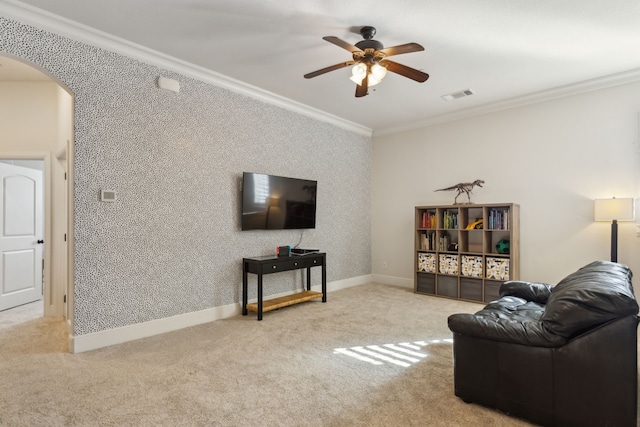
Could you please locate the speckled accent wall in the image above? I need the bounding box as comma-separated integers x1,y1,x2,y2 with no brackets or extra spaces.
1,17,371,336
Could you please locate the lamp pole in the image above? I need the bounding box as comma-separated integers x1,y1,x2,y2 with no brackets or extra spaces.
611,219,618,263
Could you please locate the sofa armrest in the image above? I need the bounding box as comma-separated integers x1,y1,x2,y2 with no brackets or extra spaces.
500,281,553,304
448,313,565,347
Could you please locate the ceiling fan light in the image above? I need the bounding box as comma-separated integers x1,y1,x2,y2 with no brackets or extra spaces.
368,74,382,86
366,63,387,86
370,63,388,81
349,63,367,85
349,75,363,85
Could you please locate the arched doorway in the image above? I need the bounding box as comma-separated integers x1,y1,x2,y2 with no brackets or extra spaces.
0,54,74,326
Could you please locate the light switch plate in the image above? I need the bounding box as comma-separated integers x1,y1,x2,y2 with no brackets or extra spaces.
100,189,117,202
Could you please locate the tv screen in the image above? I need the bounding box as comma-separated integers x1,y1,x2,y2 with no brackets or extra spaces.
241,172,317,230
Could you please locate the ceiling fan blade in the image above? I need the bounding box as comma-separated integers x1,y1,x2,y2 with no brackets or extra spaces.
304,61,355,79
378,42,424,57
381,60,429,82
323,36,363,53
355,74,368,97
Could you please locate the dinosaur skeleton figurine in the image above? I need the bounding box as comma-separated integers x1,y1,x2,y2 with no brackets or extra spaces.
435,179,485,204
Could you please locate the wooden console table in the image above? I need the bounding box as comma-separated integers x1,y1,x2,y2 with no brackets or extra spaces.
242,252,326,320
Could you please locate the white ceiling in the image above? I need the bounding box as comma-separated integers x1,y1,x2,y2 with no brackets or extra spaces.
5,0,640,134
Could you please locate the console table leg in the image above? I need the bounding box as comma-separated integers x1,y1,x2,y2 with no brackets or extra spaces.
257,274,263,321
242,265,248,315
306,267,311,291
322,263,327,303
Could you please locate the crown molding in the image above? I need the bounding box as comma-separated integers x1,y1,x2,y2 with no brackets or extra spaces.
9,0,638,140
375,67,640,137
1,0,373,137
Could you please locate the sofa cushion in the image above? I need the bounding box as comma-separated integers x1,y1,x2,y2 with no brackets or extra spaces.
542,261,638,339
448,296,566,347
500,281,553,304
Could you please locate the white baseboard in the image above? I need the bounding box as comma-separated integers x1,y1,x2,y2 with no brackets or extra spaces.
69,274,371,353
371,274,413,289
324,274,372,292
69,303,240,354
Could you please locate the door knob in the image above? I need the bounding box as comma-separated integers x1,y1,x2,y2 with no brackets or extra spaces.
37,240,44,244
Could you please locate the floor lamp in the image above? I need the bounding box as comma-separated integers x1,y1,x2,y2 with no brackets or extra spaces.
594,198,635,262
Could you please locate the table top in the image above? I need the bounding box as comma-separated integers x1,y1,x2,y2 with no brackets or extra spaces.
244,252,324,262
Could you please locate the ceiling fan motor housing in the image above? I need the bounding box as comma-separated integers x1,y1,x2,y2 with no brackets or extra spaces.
356,26,383,51
355,39,383,51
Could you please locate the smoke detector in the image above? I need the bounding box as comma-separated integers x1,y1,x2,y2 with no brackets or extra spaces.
441,89,474,101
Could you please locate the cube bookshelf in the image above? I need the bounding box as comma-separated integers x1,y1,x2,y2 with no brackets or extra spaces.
415,203,519,303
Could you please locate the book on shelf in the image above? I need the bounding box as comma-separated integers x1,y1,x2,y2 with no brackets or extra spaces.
439,231,450,251
443,211,458,229
421,211,437,228
419,231,436,250
488,208,509,230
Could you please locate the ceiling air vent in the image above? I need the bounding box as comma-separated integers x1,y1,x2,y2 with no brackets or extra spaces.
441,89,474,101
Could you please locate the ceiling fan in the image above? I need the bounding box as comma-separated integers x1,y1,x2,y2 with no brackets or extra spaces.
304,26,429,98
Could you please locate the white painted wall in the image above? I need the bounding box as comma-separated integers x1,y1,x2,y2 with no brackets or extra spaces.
373,81,640,289
56,84,73,154
0,80,72,317
52,84,73,318
0,82,59,149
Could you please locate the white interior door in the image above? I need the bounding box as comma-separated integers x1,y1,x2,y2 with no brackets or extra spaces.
0,163,43,311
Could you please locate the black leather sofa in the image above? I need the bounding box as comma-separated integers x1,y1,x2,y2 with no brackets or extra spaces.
448,260,639,427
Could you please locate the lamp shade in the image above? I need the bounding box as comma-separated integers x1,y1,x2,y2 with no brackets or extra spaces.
594,198,635,221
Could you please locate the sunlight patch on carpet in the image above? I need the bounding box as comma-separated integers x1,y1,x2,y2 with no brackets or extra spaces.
333,338,453,367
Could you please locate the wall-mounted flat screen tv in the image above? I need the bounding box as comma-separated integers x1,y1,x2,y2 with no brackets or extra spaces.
241,172,317,230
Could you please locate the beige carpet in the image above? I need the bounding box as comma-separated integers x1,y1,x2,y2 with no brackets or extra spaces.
1,284,541,426
0,299,43,330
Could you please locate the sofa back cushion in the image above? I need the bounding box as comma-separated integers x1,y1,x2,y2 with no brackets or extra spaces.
542,261,638,338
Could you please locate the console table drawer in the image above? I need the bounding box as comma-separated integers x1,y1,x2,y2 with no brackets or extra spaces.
297,256,322,268
263,260,300,272
246,255,324,274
